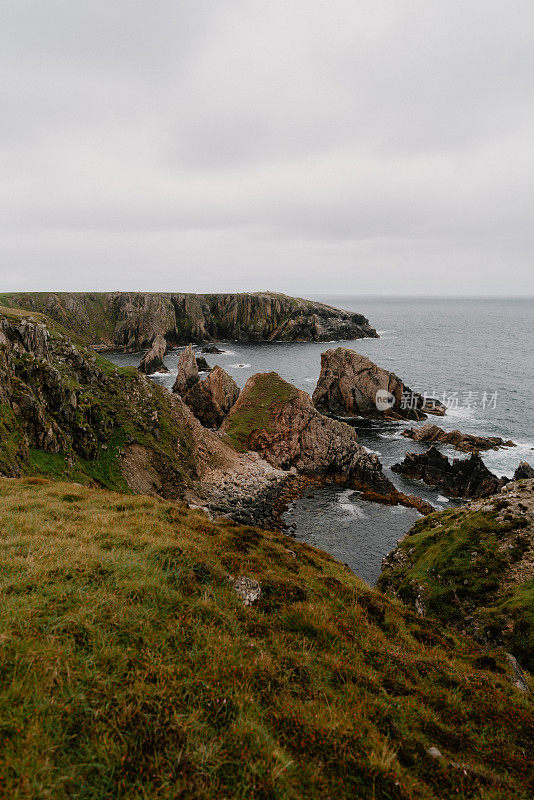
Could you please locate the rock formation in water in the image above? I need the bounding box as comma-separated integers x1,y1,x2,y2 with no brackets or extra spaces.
392,446,507,499
195,356,211,372
223,372,396,495
202,344,223,354
1,291,378,351
172,345,199,395
184,366,240,429
401,423,516,453
138,334,169,374
312,347,446,421
514,461,534,480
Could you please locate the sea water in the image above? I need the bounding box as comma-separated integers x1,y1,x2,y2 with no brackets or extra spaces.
107,296,533,584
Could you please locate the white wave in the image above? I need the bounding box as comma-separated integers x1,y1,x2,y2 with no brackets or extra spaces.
218,349,235,356
364,447,382,456
437,495,448,503
337,489,366,517
228,363,251,369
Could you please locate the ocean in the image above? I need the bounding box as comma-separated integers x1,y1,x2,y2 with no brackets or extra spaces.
106,296,534,585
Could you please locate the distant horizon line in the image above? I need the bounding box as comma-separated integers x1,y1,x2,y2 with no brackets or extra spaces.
1,289,533,301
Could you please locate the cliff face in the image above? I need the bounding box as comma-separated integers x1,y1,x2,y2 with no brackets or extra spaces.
0,291,378,350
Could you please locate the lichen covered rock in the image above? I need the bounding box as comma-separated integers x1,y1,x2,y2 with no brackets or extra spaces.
223,371,394,494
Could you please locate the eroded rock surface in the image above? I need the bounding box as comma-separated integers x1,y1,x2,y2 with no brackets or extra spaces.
392,446,507,499
312,348,445,421
138,334,168,374
3,292,378,350
184,366,240,429
223,371,395,495
401,423,515,453
172,345,199,395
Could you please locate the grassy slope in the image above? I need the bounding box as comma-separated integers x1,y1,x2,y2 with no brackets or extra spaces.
378,502,534,671
0,477,532,800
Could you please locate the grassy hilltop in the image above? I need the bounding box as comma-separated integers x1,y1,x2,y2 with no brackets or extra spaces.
0,476,532,799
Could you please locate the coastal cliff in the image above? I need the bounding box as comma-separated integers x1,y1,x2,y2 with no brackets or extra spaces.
0,291,378,350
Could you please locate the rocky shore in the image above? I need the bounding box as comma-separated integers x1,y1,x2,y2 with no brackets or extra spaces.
401,422,516,453
392,446,508,499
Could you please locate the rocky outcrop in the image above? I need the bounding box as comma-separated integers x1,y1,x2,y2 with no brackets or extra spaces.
312,348,445,421
202,344,223,354
223,372,396,495
2,292,378,351
379,479,534,671
401,423,516,453
138,334,168,374
195,356,211,372
172,345,199,395
514,461,534,480
183,366,240,429
392,446,507,499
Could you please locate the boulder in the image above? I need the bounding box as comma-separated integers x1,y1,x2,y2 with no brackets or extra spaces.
312,348,445,421
392,446,507,499
222,371,395,494
172,344,199,395
184,366,240,429
195,356,211,372
514,461,534,480
202,344,223,354
401,423,516,453
138,334,168,374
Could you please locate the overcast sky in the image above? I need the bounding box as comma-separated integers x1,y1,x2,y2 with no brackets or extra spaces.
1,1,533,296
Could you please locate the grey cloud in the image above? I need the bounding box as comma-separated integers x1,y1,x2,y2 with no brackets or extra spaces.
0,0,533,294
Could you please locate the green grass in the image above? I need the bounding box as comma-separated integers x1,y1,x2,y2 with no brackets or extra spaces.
224,372,299,452
378,505,534,670
0,477,531,799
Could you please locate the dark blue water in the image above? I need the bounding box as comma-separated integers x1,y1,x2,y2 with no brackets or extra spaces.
107,297,534,584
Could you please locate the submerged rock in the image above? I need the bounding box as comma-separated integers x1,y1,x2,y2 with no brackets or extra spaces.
138,334,168,374
223,371,395,495
202,344,223,354
392,446,507,499
312,348,445,421
401,423,515,453
172,344,199,395
184,366,240,429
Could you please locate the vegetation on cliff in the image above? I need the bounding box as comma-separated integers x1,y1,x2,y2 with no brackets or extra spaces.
0,291,378,349
379,480,534,670
0,475,531,799
0,306,207,495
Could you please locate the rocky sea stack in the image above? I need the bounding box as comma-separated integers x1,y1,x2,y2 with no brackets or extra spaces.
138,334,168,374
183,366,240,429
312,347,446,421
